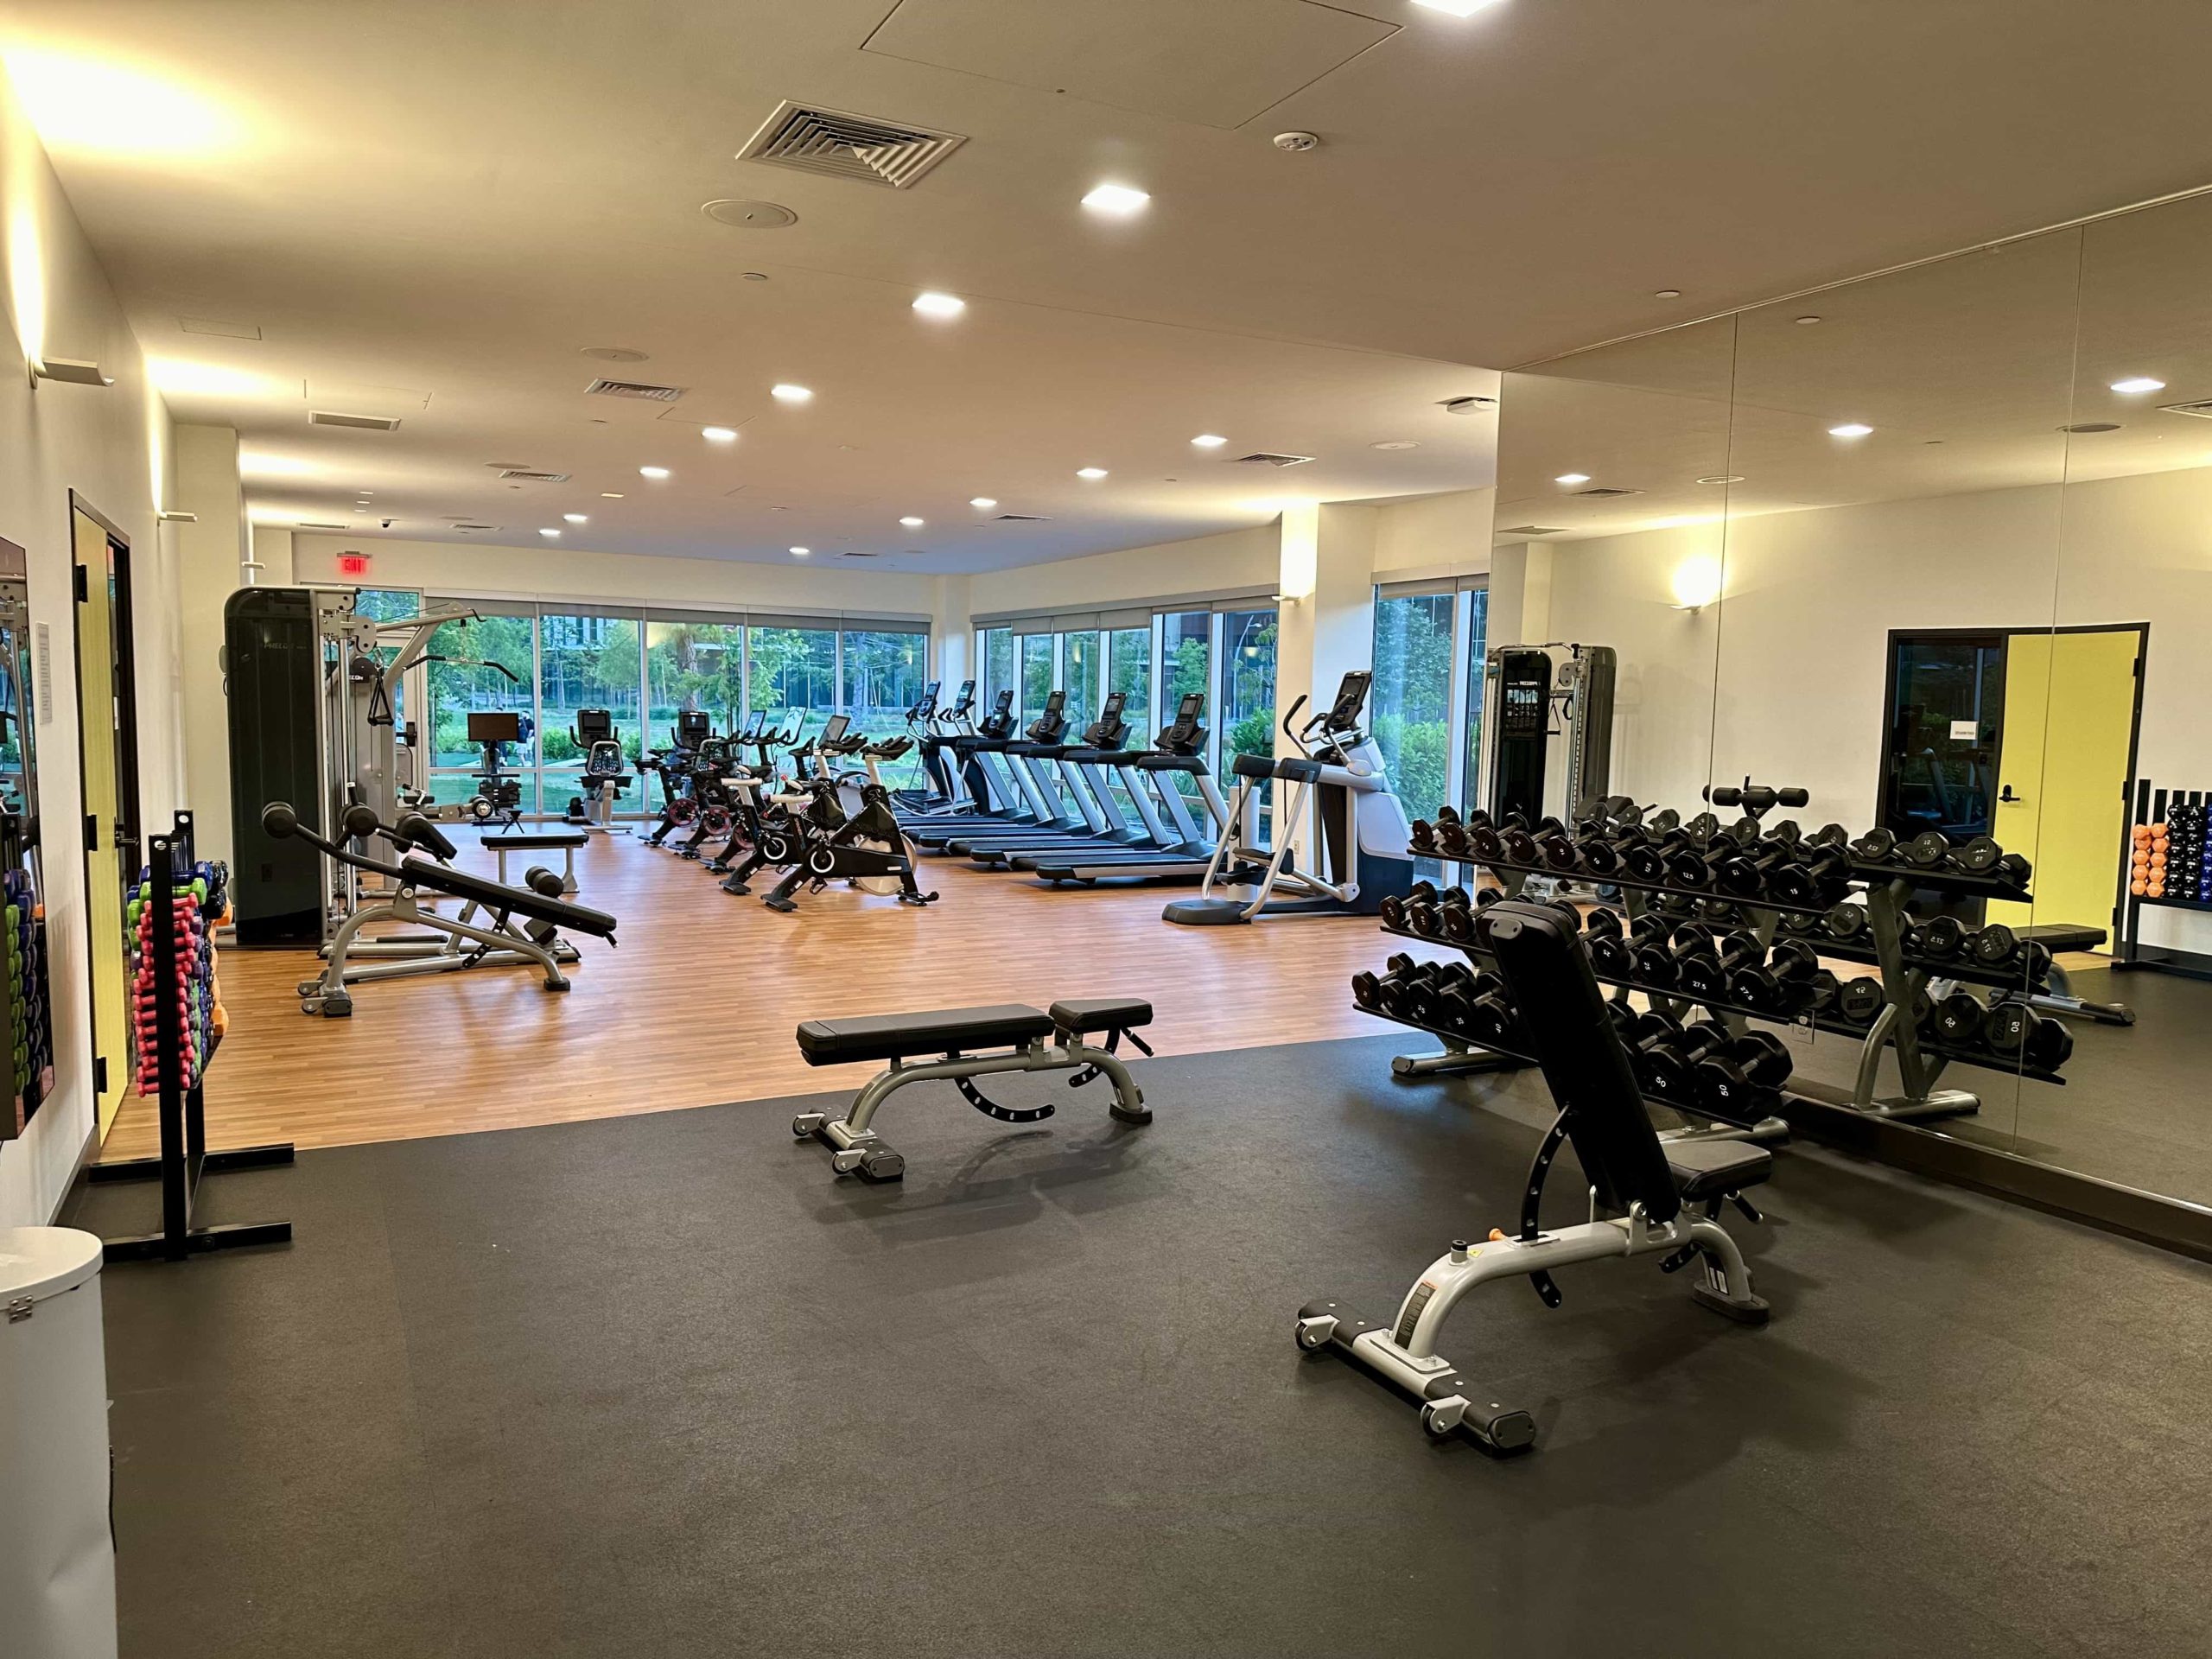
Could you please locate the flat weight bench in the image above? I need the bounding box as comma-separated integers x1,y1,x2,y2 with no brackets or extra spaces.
1986,921,2136,1027
789,997,1155,1181
488,830,589,893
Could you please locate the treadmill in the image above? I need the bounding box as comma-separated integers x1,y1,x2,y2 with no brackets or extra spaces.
912,691,1071,848
1020,694,1230,882
896,689,1026,833
961,691,1159,865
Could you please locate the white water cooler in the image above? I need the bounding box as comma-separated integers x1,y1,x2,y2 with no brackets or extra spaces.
0,1227,119,1659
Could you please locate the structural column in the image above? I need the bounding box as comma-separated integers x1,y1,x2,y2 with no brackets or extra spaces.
172,424,246,865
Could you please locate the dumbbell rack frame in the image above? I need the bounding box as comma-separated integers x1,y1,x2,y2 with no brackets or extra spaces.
1388,848,2053,1124
2113,780,2212,984
92,810,295,1263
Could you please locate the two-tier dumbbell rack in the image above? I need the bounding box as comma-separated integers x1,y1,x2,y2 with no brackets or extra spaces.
1368,840,2059,1127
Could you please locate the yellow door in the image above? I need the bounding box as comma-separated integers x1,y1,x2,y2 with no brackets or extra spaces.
73,508,130,1137
1986,628,2140,944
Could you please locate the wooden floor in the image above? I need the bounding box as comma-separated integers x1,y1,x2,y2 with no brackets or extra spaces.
99,830,1457,1159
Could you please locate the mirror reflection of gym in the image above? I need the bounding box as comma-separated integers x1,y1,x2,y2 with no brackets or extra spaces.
0,537,57,1142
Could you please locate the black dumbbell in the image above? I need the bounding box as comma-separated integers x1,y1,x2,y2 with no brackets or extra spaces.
1464,818,1503,861
1929,990,1986,1047
1499,823,1540,864
1435,969,1506,1035
1900,830,1953,869
1440,892,1479,944
1824,901,1870,944
1693,1031,1794,1116
1408,817,1439,855
1951,834,2002,874
1986,851,2032,887
1909,914,1967,960
1679,929,1760,999
1968,921,2018,968
1732,938,1820,1012
1536,825,1582,871
1834,976,1888,1027
1643,1019,1735,1101
2022,1014,2074,1071
1851,826,1898,864
1804,968,1842,1012
1406,961,1476,1027
1806,823,1851,850
1464,981,1525,1048
1379,881,1435,932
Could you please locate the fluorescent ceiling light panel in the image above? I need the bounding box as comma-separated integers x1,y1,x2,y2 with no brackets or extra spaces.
1081,184,1150,216
2110,376,2166,395
770,384,813,403
912,292,965,318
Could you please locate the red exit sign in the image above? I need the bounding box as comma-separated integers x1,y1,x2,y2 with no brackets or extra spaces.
336,552,372,577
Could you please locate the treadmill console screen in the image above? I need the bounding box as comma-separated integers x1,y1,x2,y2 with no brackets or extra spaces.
467,710,522,743
677,709,710,744
821,714,850,743
1169,693,1202,734
950,678,976,713
1102,690,1125,715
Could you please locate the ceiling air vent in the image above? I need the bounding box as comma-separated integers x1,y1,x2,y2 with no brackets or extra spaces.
498,468,571,483
1500,525,1567,536
2157,399,2212,419
994,513,1052,523
586,378,684,402
841,550,881,558
1230,452,1315,468
452,523,500,532
738,100,966,189
296,521,346,530
1573,486,1643,498
309,410,402,430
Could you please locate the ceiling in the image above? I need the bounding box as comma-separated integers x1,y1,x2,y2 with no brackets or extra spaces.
1494,188,2212,543
5,0,2212,570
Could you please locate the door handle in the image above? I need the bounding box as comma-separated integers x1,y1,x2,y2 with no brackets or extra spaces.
1998,785,2026,804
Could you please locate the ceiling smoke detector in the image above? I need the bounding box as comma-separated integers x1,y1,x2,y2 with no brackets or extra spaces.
702,199,798,229
309,410,402,430
737,100,967,189
1273,130,1320,152
1229,452,1315,467
587,378,685,402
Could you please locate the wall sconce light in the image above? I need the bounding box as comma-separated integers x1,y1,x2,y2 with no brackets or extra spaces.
1669,556,1724,613
157,511,199,523
29,357,113,388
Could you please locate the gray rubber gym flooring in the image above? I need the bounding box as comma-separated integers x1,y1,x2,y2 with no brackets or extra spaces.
72,1033,2211,1658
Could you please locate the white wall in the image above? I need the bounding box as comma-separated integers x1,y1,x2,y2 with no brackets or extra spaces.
1372,487,1495,582
1543,468,2211,946
969,524,1279,618
289,533,938,616
175,425,245,865
0,77,184,1226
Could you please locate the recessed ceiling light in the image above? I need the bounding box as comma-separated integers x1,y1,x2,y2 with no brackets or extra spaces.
639,466,671,479
1827,423,1874,439
1796,315,1822,325
701,426,738,442
770,384,813,404
1411,0,1503,14
789,545,810,556
1554,472,1592,485
563,512,588,524
2110,376,2166,395
581,346,649,363
969,497,997,509
601,492,625,499
1077,467,1109,480
1081,183,1150,216
539,527,560,538
1695,474,1747,485
1192,434,1228,448
899,516,925,527
1653,289,1681,299
2060,422,2121,434
1370,440,1419,451
912,291,965,318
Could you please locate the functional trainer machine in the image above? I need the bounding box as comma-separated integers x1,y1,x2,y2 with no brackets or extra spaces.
789,995,1155,1180
1300,900,1771,1452
1480,643,1615,827
1164,670,1413,925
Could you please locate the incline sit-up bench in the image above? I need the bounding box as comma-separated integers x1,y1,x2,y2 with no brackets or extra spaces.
1298,900,1771,1454
263,803,619,1017
790,998,1155,1180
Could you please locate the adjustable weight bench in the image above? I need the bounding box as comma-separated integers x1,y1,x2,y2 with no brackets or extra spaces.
1298,901,1770,1454
789,997,1154,1180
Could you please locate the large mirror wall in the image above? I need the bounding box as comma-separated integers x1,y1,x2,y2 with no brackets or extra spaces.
1495,189,2212,1214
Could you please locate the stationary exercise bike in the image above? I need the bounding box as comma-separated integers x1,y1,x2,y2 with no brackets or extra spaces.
641,710,712,847
761,733,938,913
562,707,632,833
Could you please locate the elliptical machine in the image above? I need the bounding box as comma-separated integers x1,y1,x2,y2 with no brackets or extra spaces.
1163,670,1414,925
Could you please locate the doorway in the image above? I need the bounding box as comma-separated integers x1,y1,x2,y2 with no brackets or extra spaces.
72,497,142,1140
1880,625,2144,942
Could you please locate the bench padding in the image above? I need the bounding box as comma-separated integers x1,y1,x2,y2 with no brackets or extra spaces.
399,855,618,938
491,830,590,849
1664,1137,1771,1201
2018,922,2107,950
1049,997,1154,1036
796,1004,1053,1065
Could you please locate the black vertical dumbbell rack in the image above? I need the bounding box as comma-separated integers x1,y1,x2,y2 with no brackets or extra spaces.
93,810,294,1262
1370,828,2056,1126
2113,780,2212,983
